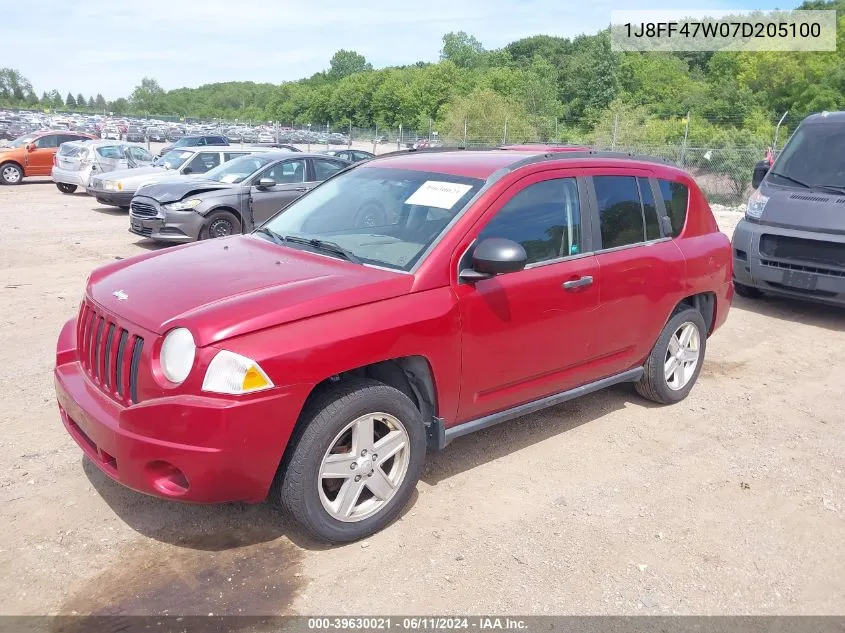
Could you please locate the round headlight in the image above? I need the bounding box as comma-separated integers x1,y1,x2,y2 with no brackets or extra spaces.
160,328,196,384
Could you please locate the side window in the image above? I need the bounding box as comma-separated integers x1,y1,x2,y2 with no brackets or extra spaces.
354,152,372,162
478,178,581,265
184,151,220,174
313,158,346,181
213,136,227,145
261,159,306,184
34,135,58,149
639,177,661,241
593,175,646,250
658,179,690,238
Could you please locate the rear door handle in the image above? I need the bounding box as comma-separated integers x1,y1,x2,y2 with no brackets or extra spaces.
562,275,594,290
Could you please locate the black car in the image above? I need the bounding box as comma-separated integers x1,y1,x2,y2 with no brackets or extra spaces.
157,134,229,157
147,127,167,142
125,126,146,143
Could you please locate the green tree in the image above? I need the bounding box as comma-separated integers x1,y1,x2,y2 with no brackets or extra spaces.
129,77,165,113
109,98,129,114
328,50,372,79
76,93,86,109
87,96,95,109
440,32,485,68
95,93,107,111
441,88,537,145
0,68,34,104
50,91,63,109
65,92,77,109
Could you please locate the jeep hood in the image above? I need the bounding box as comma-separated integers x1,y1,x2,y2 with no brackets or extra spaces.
135,179,235,203
87,235,412,346
760,185,845,234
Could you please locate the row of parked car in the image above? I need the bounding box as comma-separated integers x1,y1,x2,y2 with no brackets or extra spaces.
0,131,374,243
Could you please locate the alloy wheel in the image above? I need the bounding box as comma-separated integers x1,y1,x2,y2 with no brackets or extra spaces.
664,322,701,390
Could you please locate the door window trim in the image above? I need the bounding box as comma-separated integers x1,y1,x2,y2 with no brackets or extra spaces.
454,172,596,284
585,172,672,256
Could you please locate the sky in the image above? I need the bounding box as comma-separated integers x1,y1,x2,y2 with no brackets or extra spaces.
2,0,779,100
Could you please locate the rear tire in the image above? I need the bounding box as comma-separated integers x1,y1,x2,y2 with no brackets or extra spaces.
56,183,78,194
635,307,707,405
275,378,426,543
733,280,762,299
1,162,23,185
201,210,241,239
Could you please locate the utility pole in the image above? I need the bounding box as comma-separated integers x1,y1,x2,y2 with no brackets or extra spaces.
463,118,467,147
611,112,619,150
773,110,789,153
348,121,352,149
680,111,691,166
502,117,508,145
398,123,402,151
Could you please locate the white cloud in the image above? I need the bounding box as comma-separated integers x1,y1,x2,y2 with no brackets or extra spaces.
1,0,777,98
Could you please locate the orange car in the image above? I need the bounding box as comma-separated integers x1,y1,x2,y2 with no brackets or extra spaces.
0,130,95,185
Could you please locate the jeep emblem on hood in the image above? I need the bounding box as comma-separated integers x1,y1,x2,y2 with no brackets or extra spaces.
112,290,128,301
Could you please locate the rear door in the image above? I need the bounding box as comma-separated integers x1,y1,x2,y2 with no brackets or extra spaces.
585,171,685,376
249,157,309,225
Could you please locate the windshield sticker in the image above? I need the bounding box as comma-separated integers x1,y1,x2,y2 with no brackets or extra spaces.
404,181,473,209
219,174,240,183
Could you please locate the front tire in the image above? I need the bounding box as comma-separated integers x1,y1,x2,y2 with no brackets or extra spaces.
635,307,707,405
1,162,23,185
201,210,241,239
57,183,78,194
276,379,426,543
733,280,762,299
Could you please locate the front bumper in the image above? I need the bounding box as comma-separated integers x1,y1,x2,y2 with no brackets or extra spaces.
89,187,135,207
129,196,204,242
51,166,91,187
54,317,300,504
732,218,845,306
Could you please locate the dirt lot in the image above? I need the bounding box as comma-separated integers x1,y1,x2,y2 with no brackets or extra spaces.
0,180,843,617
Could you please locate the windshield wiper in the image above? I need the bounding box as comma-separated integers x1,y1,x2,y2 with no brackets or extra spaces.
280,235,360,263
768,171,811,189
815,184,845,195
253,226,284,246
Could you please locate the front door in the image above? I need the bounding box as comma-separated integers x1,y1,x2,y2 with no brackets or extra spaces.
25,134,59,176
454,171,603,423
249,158,309,227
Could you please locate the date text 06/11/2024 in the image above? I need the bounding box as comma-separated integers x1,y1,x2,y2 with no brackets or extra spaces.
624,21,822,38
307,617,529,630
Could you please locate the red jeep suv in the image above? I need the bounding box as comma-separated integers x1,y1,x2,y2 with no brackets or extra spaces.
54,149,733,542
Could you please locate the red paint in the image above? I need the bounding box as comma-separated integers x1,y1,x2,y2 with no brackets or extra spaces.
55,151,732,505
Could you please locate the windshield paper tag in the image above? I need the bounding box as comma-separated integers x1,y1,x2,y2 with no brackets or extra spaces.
219,174,240,183
404,181,473,209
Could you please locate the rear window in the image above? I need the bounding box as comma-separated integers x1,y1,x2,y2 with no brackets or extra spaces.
658,180,689,238
58,144,84,157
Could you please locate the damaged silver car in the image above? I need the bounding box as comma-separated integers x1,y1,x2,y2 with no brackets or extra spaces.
51,140,154,195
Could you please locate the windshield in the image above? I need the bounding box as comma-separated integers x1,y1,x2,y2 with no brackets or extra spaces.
770,122,845,189
8,134,36,148
160,149,193,170
205,154,274,183
173,136,196,147
261,167,484,271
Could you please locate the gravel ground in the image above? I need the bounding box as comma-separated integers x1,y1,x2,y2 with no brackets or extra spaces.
0,181,843,617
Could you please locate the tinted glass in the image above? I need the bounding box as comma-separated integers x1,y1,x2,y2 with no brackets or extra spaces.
658,179,689,237
160,149,193,170
769,122,845,189
34,135,58,149
224,152,250,161
479,178,581,265
313,158,346,181
185,151,220,173
129,146,152,161
639,177,661,240
594,176,646,249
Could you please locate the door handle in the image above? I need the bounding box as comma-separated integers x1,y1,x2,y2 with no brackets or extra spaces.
562,275,593,290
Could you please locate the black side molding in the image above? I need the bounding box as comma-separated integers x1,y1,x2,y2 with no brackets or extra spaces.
429,367,644,450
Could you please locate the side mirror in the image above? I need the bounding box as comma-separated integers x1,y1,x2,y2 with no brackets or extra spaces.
256,177,275,189
752,160,769,189
182,166,192,174
459,238,527,282
25,143,36,152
